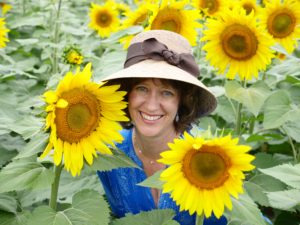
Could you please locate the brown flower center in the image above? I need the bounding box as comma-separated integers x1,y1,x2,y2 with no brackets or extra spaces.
182,146,230,189
55,88,100,143
201,0,219,14
221,23,258,60
243,3,254,15
96,11,112,27
267,8,296,38
151,10,181,33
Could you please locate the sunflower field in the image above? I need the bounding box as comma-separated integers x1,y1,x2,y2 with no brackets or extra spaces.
0,0,300,225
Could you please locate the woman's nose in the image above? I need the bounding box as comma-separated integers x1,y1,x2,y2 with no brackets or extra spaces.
144,92,160,111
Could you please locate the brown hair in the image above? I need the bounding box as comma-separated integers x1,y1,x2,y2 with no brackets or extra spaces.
106,78,206,133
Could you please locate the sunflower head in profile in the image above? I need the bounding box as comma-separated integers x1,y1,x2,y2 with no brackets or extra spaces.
146,0,202,46
62,45,84,66
259,0,300,53
201,6,275,80
88,2,120,38
41,63,129,176
158,132,255,218
0,17,9,48
119,3,156,49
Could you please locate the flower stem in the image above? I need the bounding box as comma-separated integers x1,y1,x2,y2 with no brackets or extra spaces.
195,214,205,225
52,0,63,75
235,80,247,136
281,127,298,163
49,163,63,211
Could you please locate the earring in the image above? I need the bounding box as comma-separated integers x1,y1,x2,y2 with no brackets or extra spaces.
175,113,179,122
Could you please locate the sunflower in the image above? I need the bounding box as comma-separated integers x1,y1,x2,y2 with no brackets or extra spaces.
201,7,275,80
0,17,9,48
62,46,84,65
146,0,202,46
41,63,129,176
0,2,12,15
120,3,156,48
158,132,255,218
259,0,300,53
88,2,120,38
191,0,228,18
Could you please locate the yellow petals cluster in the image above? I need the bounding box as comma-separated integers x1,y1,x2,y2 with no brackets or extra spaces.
158,132,255,218
41,63,129,176
0,17,9,48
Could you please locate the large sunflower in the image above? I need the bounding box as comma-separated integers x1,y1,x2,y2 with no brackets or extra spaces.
259,0,300,53
201,7,275,80
88,2,120,38
41,63,129,176
146,0,202,46
0,17,9,48
158,132,255,218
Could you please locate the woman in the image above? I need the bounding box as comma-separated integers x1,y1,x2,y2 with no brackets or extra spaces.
97,30,226,225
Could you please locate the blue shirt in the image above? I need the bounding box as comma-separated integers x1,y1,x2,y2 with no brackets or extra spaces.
97,129,227,225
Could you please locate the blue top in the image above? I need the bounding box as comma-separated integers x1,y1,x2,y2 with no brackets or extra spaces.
97,129,227,225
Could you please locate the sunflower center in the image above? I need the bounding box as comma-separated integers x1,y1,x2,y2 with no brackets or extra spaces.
221,23,258,60
268,9,296,38
134,13,148,25
151,10,181,33
96,11,112,27
55,88,100,143
243,3,254,15
182,147,230,189
201,0,219,14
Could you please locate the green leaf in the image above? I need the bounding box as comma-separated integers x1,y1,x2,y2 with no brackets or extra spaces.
244,181,270,207
267,189,300,211
0,194,18,214
0,211,30,225
252,152,280,169
111,209,177,225
259,164,300,189
214,96,236,123
225,80,271,116
263,90,300,129
91,148,140,172
0,158,54,193
27,190,110,225
282,121,300,142
14,133,48,159
138,169,164,189
225,192,267,225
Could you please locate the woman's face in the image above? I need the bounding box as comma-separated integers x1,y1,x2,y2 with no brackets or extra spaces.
128,78,180,137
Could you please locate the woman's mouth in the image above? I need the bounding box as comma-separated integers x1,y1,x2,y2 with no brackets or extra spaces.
140,112,162,121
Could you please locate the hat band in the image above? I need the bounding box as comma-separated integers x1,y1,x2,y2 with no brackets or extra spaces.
124,38,200,77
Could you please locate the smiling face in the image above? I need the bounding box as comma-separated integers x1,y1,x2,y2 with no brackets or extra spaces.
128,78,180,138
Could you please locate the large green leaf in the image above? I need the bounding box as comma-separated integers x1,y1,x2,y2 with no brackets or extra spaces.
0,211,30,225
0,194,18,214
91,148,140,172
225,80,271,116
27,189,110,225
138,169,164,189
282,121,300,142
225,193,268,225
110,209,178,225
263,90,300,129
267,189,300,211
259,164,300,189
0,158,54,193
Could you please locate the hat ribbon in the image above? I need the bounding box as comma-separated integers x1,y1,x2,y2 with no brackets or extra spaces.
124,38,200,77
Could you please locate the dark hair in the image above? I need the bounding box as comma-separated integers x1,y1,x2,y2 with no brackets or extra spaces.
106,78,206,133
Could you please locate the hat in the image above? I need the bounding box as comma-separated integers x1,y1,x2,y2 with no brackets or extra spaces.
101,30,217,116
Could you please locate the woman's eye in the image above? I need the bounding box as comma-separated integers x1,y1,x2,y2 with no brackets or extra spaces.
135,86,148,93
162,90,174,97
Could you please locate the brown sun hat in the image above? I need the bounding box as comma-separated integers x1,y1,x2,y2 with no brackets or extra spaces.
101,29,217,117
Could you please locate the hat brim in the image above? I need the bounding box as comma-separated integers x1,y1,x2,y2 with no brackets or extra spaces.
101,60,217,116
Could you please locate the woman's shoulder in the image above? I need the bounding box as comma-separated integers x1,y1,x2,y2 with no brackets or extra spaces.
115,128,133,154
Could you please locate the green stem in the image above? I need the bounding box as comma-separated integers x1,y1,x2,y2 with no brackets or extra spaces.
195,214,205,225
22,0,26,15
282,127,298,163
52,0,63,75
249,116,255,135
49,163,63,211
235,80,247,136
